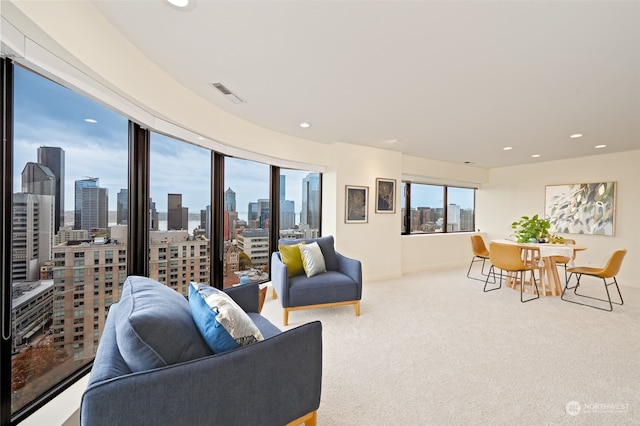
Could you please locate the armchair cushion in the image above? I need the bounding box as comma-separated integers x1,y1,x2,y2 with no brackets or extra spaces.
299,242,327,277
189,282,264,354
278,242,306,277
114,276,212,373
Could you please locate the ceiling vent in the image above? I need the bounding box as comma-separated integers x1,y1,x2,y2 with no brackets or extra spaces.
211,82,245,104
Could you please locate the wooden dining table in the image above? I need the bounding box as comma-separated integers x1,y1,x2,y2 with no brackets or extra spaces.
491,239,587,296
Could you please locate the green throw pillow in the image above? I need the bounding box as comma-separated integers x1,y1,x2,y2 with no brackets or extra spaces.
279,243,305,277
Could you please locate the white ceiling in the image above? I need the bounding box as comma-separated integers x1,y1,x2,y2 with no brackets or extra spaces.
92,0,640,169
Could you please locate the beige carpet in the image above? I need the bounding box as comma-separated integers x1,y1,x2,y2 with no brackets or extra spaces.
260,265,640,425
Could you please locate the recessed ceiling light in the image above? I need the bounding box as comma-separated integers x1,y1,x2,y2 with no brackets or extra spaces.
167,0,189,7
503,146,513,151
570,133,583,139
84,118,97,123
385,138,398,144
164,0,195,11
531,154,541,158
299,122,311,128
595,144,607,149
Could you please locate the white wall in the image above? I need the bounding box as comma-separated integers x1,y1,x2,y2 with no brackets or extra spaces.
325,143,404,282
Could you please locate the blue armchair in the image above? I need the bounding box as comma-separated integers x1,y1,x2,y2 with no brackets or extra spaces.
271,236,362,325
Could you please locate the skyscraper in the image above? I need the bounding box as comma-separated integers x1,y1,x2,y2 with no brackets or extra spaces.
248,202,258,227
168,193,183,230
224,187,236,212
12,193,55,282
149,198,158,231
21,162,56,197
301,173,320,230
280,175,286,201
117,189,128,225
74,178,108,231
37,146,65,232
280,199,295,230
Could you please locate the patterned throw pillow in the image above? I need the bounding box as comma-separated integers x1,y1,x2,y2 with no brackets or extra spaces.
299,242,327,277
189,282,264,354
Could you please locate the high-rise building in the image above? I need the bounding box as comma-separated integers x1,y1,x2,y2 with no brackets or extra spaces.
280,175,286,201
257,199,269,229
74,178,108,231
117,189,128,225
447,203,461,232
149,198,158,231
12,193,55,282
248,202,258,227
37,146,65,232
224,187,236,212
238,229,270,269
167,193,183,230
280,199,295,230
182,207,189,231
51,230,209,360
21,162,56,198
301,173,320,230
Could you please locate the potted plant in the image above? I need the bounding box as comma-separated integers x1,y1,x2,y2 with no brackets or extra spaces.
511,214,551,243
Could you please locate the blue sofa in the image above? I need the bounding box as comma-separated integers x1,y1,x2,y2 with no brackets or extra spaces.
80,276,322,426
272,236,362,325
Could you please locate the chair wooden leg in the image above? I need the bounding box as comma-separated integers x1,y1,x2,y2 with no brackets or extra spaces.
283,308,289,326
354,301,360,317
272,288,278,300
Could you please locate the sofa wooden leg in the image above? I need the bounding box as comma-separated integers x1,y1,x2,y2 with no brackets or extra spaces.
286,410,317,426
283,309,289,326
354,301,360,317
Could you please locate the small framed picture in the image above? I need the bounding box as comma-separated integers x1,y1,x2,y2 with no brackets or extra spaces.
375,178,396,213
345,185,368,223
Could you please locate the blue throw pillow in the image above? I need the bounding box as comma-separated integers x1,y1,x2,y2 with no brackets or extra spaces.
189,282,264,353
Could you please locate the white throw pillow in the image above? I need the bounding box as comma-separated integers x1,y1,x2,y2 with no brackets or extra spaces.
299,242,327,277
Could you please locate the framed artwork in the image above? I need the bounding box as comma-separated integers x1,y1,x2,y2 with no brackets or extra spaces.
545,182,616,236
345,185,368,223
375,178,396,213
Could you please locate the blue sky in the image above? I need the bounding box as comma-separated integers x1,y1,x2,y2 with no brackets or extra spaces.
13,65,307,216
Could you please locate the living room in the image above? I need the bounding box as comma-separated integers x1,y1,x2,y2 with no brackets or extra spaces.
2,1,639,425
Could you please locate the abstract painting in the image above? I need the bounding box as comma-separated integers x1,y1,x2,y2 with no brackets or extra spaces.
545,182,616,236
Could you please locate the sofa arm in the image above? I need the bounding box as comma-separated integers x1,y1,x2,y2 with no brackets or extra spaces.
81,321,322,426
336,252,363,299
224,282,259,313
271,252,290,306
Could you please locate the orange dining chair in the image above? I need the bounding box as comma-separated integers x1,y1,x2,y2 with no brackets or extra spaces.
484,242,539,303
552,238,576,284
467,235,494,282
561,249,627,311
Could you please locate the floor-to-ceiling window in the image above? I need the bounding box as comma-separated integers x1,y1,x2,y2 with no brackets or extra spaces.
223,157,270,287
149,132,211,295
1,60,323,425
278,169,321,240
10,65,128,416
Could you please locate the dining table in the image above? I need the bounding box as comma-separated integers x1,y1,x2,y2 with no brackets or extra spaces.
491,239,587,296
